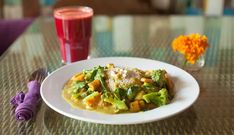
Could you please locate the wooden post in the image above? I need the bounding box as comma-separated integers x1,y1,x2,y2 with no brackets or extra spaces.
53,0,155,15
22,0,41,17
0,0,3,18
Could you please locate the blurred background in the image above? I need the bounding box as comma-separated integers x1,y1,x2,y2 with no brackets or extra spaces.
0,0,234,19
0,0,234,55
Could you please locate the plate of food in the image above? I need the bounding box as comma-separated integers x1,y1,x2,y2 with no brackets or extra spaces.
40,57,199,125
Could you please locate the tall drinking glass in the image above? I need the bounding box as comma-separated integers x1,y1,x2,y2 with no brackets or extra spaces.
54,6,93,64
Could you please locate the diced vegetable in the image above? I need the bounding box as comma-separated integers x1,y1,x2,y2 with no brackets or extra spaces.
104,98,128,112
83,68,98,82
129,101,141,112
79,88,86,93
135,90,145,100
127,86,140,100
80,89,94,98
142,82,158,92
151,70,167,87
114,88,127,100
129,100,146,112
76,82,86,88
72,73,85,81
83,92,100,107
72,82,86,93
102,92,128,111
83,91,100,101
144,70,152,77
71,93,80,103
138,100,145,108
106,63,115,68
88,80,101,91
94,66,109,92
142,88,169,106
140,78,154,83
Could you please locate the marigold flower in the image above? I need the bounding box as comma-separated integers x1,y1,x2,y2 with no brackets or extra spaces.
172,33,209,64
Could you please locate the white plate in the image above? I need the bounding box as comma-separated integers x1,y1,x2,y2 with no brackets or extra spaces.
41,57,199,125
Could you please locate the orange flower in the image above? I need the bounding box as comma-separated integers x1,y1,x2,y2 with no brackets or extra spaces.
172,33,209,64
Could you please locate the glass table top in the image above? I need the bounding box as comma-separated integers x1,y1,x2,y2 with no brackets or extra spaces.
0,16,233,135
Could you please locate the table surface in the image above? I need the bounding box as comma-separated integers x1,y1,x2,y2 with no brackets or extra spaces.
0,16,233,135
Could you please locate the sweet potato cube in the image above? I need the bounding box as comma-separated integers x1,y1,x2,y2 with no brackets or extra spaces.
88,80,101,91
130,101,141,112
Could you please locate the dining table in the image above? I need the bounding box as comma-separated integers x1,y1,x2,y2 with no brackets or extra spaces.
0,15,233,135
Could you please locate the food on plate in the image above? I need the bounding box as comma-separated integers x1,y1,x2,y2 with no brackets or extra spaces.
62,64,174,114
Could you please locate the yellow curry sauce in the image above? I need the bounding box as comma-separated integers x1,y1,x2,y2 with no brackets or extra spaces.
62,64,174,114
63,80,117,114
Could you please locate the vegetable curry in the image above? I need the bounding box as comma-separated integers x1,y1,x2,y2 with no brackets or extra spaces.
62,64,174,114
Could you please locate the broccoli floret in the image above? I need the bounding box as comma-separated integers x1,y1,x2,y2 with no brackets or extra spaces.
127,86,140,100
104,98,128,111
80,88,94,98
83,68,98,82
84,66,109,92
114,88,127,100
94,66,105,78
94,66,109,92
83,92,100,102
142,82,159,93
71,93,81,99
142,88,169,106
72,81,87,93
151,70,167,88
102,92,128,112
